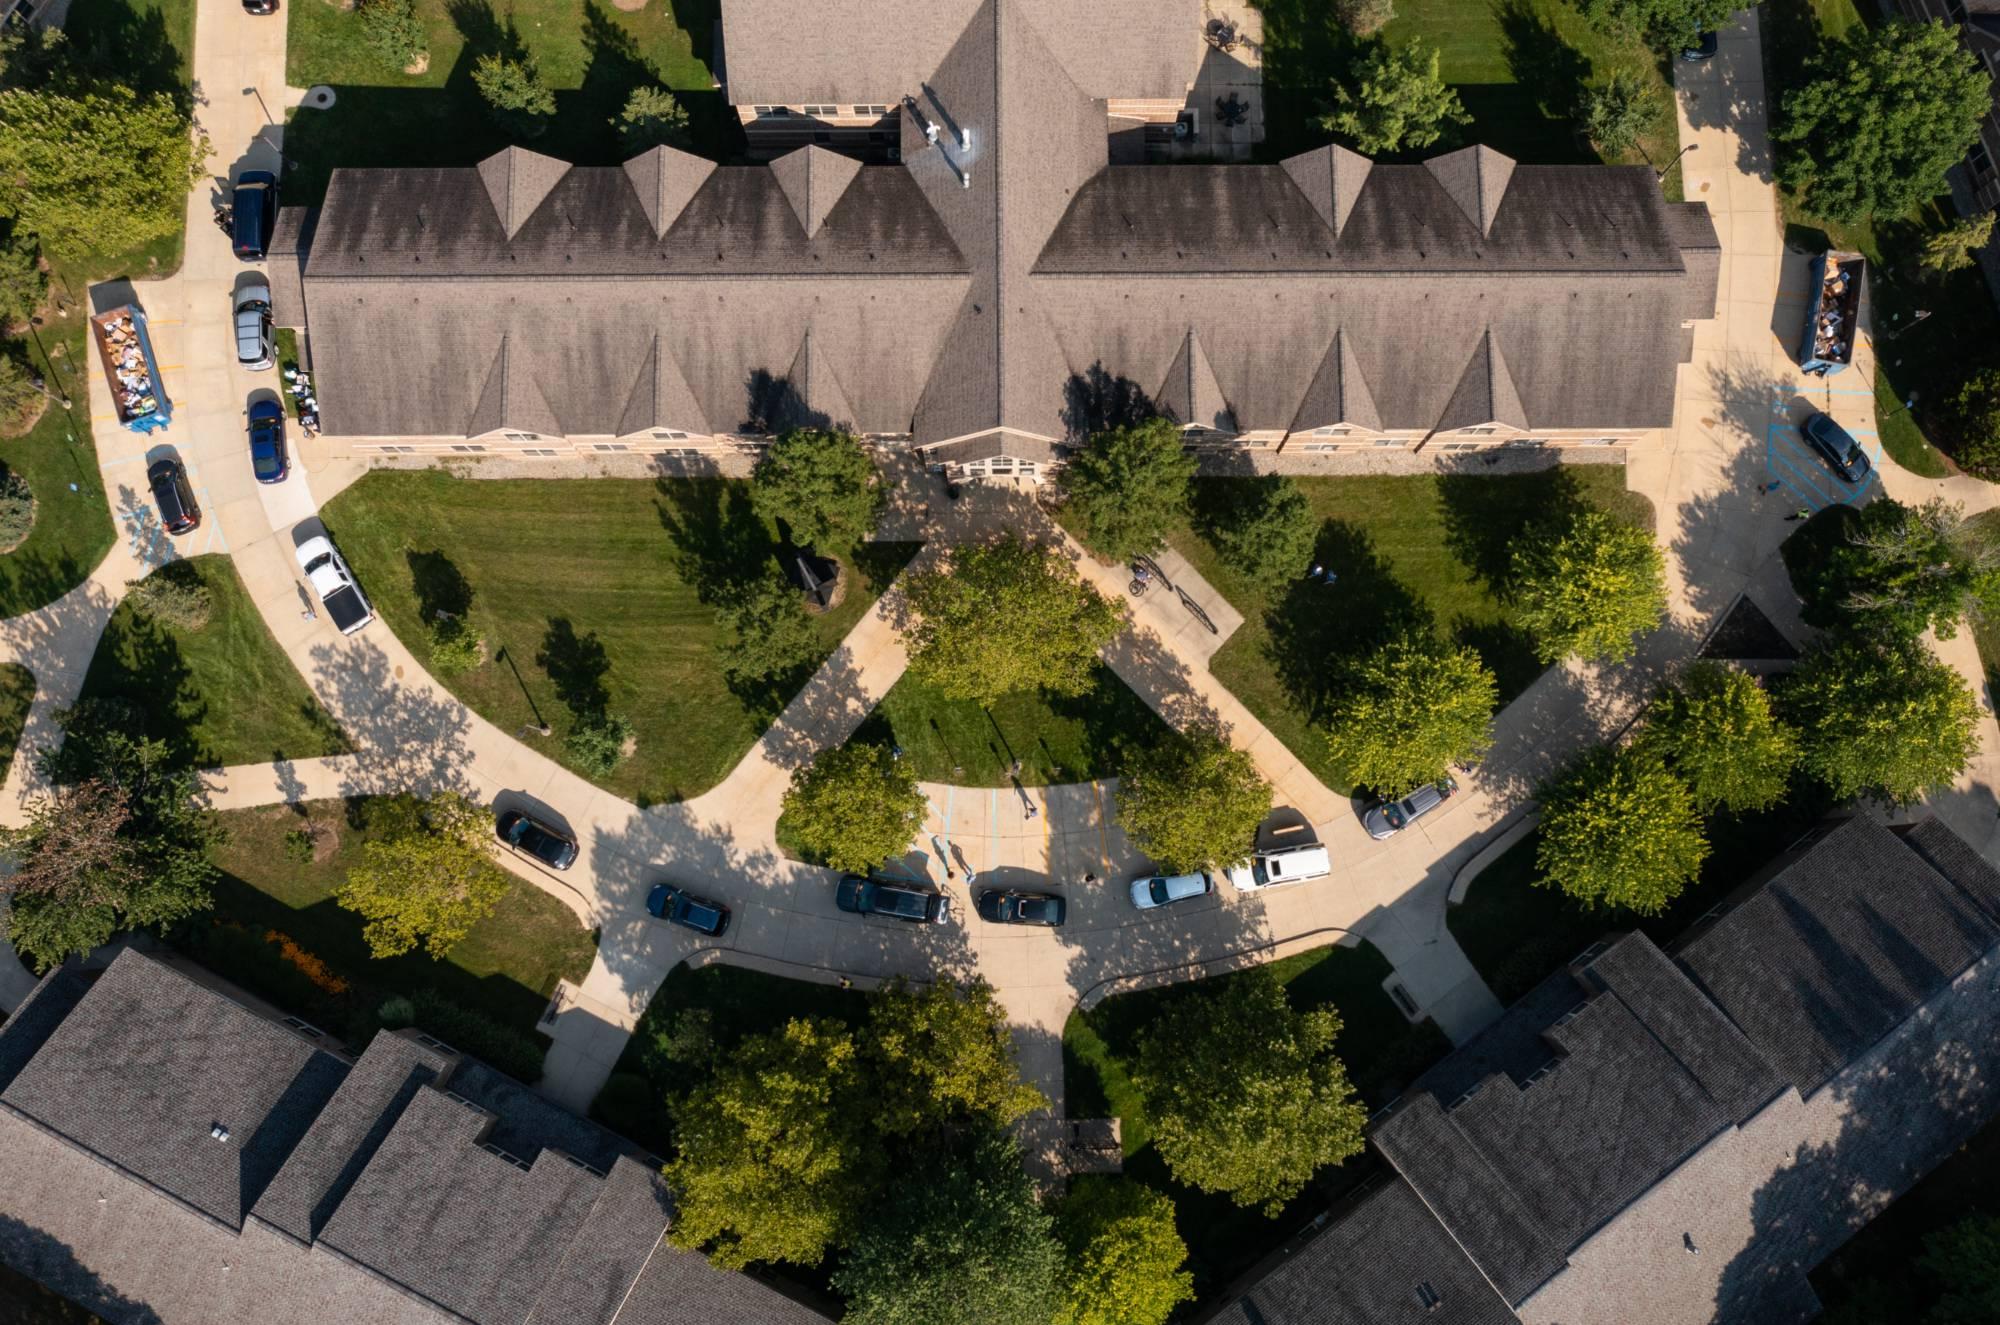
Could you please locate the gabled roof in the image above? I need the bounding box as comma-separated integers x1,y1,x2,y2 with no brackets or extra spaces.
780,330,860,430
478,147,571,239
622,146,716,237
768,145,864,238
1425,145,1516,238
467,336,564,437
1155,330,1235,432
616,334,712,438
1434,330,1529,433
1291,329,1381,433
1281,142,1373,240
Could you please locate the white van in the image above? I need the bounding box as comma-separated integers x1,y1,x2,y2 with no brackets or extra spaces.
1226,843,1332,892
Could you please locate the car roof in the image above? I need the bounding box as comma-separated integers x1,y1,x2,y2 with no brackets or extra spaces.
249,398,283,419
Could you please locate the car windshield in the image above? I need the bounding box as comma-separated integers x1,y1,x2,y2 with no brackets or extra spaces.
1846,444,1866,465
252,448,280,478
1149,878,1169,904
1020,898,1050,921
1384,804,1408,828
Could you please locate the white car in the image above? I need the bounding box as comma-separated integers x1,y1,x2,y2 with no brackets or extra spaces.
296,534,374,635
1226,843,1333,892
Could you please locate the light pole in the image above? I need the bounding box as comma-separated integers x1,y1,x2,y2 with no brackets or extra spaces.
1657,141,1699,181
1880,309,1932,341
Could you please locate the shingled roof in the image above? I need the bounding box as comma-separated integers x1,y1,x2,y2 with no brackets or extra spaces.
291,0,1717,449
0,950,825,1325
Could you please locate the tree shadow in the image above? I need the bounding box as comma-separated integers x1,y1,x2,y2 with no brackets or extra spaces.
652,474,780,603
445,0,529,63
404,548,474,620
1263,520,1428,722
70,612,205,770
1497,0,1592,133
536,618,612,722
1434,466,1587,598
1247,0,1358,159
1060,363,1157,443
0,1214,164,1325
61,0,185,107
742,368,829,435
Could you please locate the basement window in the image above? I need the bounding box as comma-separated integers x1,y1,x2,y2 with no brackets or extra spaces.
753,106,790,118
854,104,891,116
1458,426,1498,435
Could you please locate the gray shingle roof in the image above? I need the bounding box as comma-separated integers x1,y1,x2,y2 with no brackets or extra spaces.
1678,817,2000,1096
1213,1178,1514,1325
0,952,350,1231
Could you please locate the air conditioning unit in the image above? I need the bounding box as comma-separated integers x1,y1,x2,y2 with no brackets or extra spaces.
1174,109,1199,140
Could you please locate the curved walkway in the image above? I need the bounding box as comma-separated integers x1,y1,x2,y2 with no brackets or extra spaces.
10,0,1989,1131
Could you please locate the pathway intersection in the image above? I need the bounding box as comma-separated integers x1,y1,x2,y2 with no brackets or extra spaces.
5,3,1993,1140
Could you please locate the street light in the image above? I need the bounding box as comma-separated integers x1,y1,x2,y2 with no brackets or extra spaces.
1657,141,1700,181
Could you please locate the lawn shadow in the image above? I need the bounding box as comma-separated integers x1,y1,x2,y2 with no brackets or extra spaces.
1263,519,1429,722
63,0,186,105
1434,465,1587,597
536,618,612,721
72,609,206,769
1496,0,1592,146
405,548,474,620
653,475,780,604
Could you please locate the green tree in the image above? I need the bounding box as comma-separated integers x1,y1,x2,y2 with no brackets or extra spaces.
1061,417,1196,562
666,1017,882,1270
334,790,509,958
1053,1178,1194,1325
1536,744,1708,914
1134,968,1365,1214
1922,211,1996,276
903,534,1125,708
124,561,212,631
1576,0,1737,51
780,741,925,873
0,219,47,329
0,461,31,543
427,615,484,674
1640,661,1797,811
1512,509,1666,664
1325,629,1496,796
471,52,556,137
613,84,691,152
565,712,633,777
1946,368,2000,481
749,427,882,548
5,705,221,971
0,78,204,261
1773,19,1991,224
1922,1212,2000,1325
1579,68,1660,154
1778,633,1980,804
1320,38,1469,155
864,978,1045,1134
1820,498,2000,641
835,1128,1062,1325
715,572,822,693
1117,723,1271,873
1333,0,1396,36
357,0,426,72
1203,474,1319,586
0,355,40,435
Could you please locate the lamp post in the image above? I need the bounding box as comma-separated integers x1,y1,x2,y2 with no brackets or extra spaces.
1657,141,1699,181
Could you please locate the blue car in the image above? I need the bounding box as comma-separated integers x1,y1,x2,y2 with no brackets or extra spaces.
1800,411,1872,485
231,170,278,260
647,883,730,936
1129,872,1212,911
836,874,951,924
495,810,577,871
247,398,287,484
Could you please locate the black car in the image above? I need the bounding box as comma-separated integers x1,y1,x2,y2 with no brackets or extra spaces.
496,810,578,871
1800,410,1872,484
835,874,951,924
231,170,278,259
242,0,277,12
647,883,730,936
975,889,1066,927
146,457,200,535
1680,28,1719,60
247,397,287,483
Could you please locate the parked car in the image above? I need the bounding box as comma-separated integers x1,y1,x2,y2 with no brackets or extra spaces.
1799,411,1872,484
647,883,730,936
1362,777,1459,840
295,534,375,634
247,398,287,483
975,889,1066,927
242,0,277,13
146,457,200,535
1129,872,1212,911
835,874,951,924
233,282,273,369
231,170,278,259
496,809,579,871
1680,28,1718,60
1226,842,1333,892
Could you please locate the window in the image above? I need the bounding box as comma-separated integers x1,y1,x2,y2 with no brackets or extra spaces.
1372,437,1403,448
1438,441,1480,452
501,431,538,441
803,104,839,116
752,105,790,118
1505,437,1548,449
1576,436,1619,446
1458,425,1497,435
449,444,487,453
1414,1282,1443,1311
1301,442,1342,453
595,442,631,452
1970,142,1994,182
367,444,417,454
1312,425,1351,436
651,429,688,441
523,447,559,456
854,104,891,116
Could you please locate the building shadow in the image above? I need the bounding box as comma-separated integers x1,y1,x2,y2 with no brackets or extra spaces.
0,1214,164,1325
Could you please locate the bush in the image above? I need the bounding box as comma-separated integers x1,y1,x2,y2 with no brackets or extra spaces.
1579,69,1658,155
178,920,343,1026
1203,475,1318,586
409,989,546,1082
124,561,212,631
282,828,315,863
428,615,484,675
0,355,40,435
566,712,633,777
472,52,556,137
614,85,691,153
1947,369,2000,481
0,219,46,330
0,462,30,547
1333,0,1395,36
357,0,426,72
377,995,416,1029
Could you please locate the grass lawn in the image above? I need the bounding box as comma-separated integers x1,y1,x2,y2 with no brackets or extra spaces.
0,664,33,788
0,328,117,618
596,961,872,1156
76,554,349,768
1448,783,1835,1002
186,798,598,1048
1062,941,1451,1301
1763,0,2000,481
1963,509,2000,683
319,469,920,805
848,664,1173,787
1169,467,1654,793
284,0,735,204
1257,0,1683,195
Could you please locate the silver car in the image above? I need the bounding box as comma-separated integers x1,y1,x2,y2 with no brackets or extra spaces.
1129,871,1212,910
234,281,273,370
1362,777,1458,840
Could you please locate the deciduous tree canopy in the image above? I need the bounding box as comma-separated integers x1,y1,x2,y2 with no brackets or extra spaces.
1639,661,1797,812
1053,1178,1194,1325
1061,418,1195,562
1536,744,1708,914
864,978,1046,1134
749,427,884,548
1202,474,1320,586
1816,498,2000,642
780,742,925,874
1116,723,1271,873
333,790,509,958
1778,633,1981,805
1512,509,1666,664
1325,629,1497,796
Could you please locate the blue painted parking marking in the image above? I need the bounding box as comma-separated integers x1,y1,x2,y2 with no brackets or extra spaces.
1764,390,1878,511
